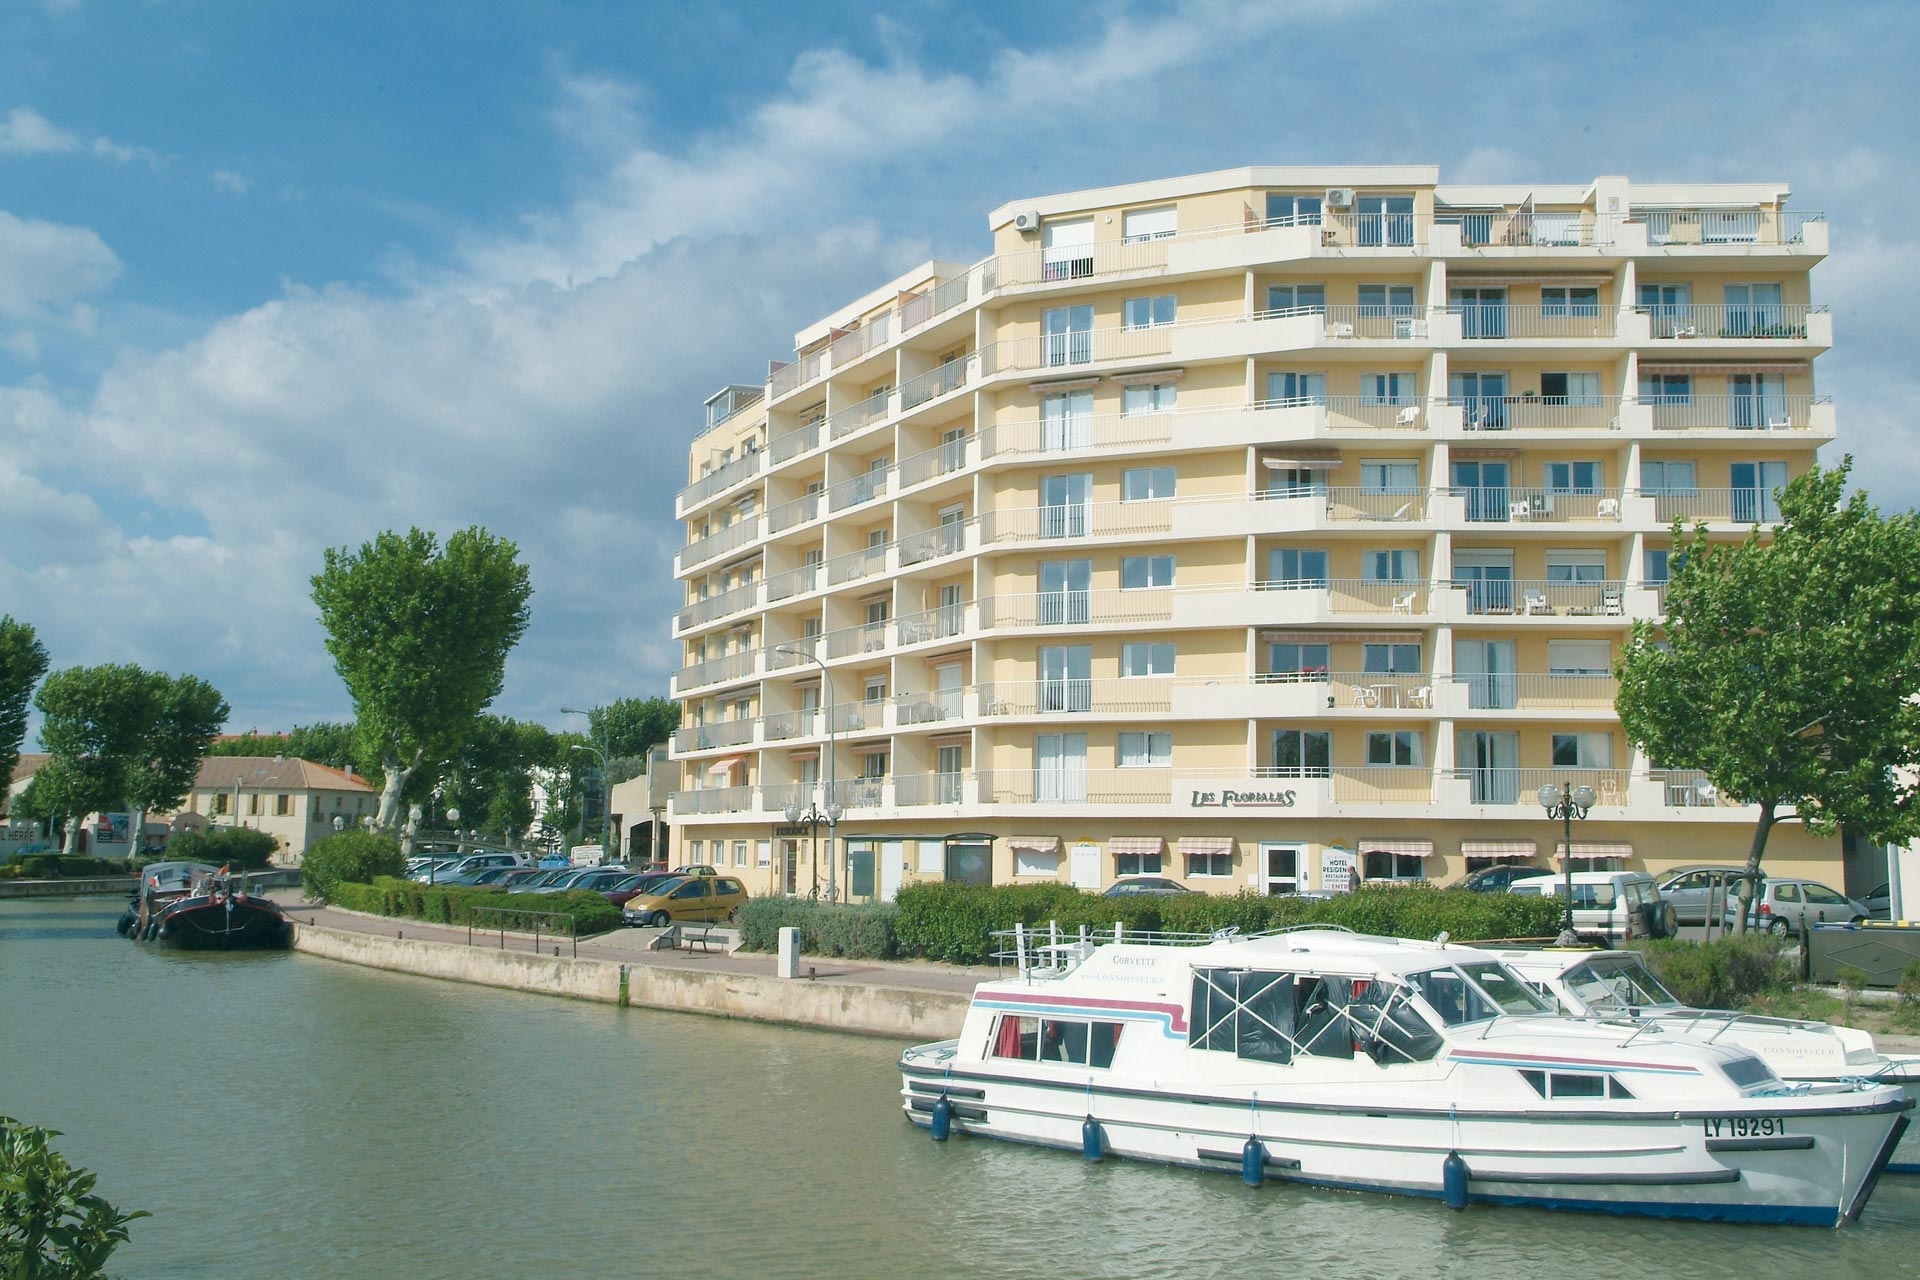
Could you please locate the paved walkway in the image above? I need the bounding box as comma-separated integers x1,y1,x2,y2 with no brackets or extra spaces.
269,893,997,998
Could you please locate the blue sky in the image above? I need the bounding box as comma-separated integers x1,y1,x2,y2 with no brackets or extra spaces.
3,0,1916,740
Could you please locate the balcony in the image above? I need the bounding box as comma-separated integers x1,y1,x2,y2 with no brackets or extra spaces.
980,498,1172,544
678,449,764,515
1637,209,1825,248
1448,767,1630,807
767,350,825,402
1638,487,1784,525
1636,303,1825,342
899,272,974,332
826,466,890,514
1317,305,1433,342
895,772,966,806
672,785,755,816
899,522,969,566
825,543,888,588
991,236,1175,290
893,603,968,646
1644,394,1830,432
769,420,821,464
675,581,761,632
672,649,756,695
1453,487,1625,524
766,492,821,535
1449,395,1624,433
1450,672,1619,712
977,677,1174,717
827,390,891,442
828,313,891,371
978,767,1175,805
680,517,762,571
896,435,971,488
980,587,1174,631
1173,673,1435,719
1447,303,1620,341
1439,210,1605,248
1454,579,1625,618
899,357,969,411
1649,768,1748,810
765,563,821,603
671,717,757,753
823,619,893,660
980,323,1176,377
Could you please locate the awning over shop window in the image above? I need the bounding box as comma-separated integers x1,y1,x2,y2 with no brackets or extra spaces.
1460,840,1538,860
1108,836,1167,857
1176,836,1236,857
707,755,747,776
1008,835,1062,854
1555,841,1633,862
1358,838,1437,858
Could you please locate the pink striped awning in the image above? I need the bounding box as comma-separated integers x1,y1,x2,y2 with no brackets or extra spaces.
1359,838,1437,859
1108,836,1167,856
1177,836,1236,857
706,754,748,777
1461,839,1538,860
1556,841,1633,862
1008,835,1062,854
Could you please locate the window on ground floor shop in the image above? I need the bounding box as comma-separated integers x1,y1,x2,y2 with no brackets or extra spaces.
1114,847,1162,876
1363,850,1427,881
1186,848,1234,878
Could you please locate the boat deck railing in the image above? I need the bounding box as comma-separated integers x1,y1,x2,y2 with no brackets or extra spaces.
990,920,1357,977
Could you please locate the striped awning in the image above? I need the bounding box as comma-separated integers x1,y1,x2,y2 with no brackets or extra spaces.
1461,840,1538,860
1450,446,1522,459
1258,629,1422,644
927,732,970,746
1112,367,1186,385
707,754,748,776
1026,375,1100,392
1262,449,1342,469
1109,836,1168,856
1008,835,1062,854
1556,841,1633,862
785,748,819,762
1446,273,1614,286
1177,836,1236,857
1638,362,1811,375
1360,838,1437,859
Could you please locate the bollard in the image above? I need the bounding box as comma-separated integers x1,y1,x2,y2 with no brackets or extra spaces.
777,926,800,979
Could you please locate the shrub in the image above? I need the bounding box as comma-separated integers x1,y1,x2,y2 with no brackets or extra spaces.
739,899,901,958
0,853,134,879
1636,934,1793,1008
1,1114,147,1276
161,826,279,870
330,875,619,936
1898,960,1920,1009
301,832,404,902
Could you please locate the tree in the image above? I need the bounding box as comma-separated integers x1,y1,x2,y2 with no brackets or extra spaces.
311,527,533,833
207,722,361,774
0,616,50,798
0,1115,146,1277
121,673,228,863
588,695,678,783
437,715,554,839
1616,461,1920,916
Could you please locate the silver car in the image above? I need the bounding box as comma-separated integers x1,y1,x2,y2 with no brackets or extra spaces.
1729,878,1870,935
1656,865,1750,926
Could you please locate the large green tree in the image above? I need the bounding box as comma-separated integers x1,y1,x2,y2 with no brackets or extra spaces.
0,616,50,801
311,527,533,833
588,695,679,783
18,666,228,857
437,715,555,840
1616,461,1920,913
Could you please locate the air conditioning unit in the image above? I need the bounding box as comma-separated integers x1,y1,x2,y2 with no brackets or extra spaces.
1324,187,1356,208
1012,209,1042,232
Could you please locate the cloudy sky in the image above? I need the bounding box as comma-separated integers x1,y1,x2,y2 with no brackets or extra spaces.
3,0,1915,741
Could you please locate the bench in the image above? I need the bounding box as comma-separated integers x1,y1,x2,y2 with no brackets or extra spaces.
649,921,727,953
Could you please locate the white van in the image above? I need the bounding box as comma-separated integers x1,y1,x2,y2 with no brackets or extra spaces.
1508,871,1676,944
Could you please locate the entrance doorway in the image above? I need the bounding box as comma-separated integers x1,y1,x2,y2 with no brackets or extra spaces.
1261,844,1302,895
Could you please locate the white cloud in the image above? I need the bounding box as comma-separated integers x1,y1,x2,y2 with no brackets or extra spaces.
212,168,251,196
0,104,156,165
0,209,120,321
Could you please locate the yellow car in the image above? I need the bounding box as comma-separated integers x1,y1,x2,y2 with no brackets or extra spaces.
621,875,749,927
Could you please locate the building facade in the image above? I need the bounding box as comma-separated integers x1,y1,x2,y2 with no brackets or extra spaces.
669,165,1843,902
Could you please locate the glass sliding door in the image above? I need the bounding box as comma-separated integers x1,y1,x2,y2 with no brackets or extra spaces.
1637,283,1692,337
1723,283,1784,337
1451,458,1510,522
1456,639,1517,709
1453,550,1515,614
1731,461,1788,523
1451,371,1509,430
1450,287,1508,340
1728,373,1787,429
1356,195,1414,246
1039,472,1091,538
1038,559,1091,625
1041,390,1093,451
1042,304,1094,366
1036,733,1088,802
1038,645,1092,713
1457,730,1519,803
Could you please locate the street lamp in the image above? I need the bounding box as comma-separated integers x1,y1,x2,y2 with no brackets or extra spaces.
774,643,842,900
1539,781,1598,945
447,806,462,857
570,742,612,865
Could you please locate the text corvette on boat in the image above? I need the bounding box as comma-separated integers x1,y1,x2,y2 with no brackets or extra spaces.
899,925,1911,1226
116,861,293,950
1499,946,1920,1175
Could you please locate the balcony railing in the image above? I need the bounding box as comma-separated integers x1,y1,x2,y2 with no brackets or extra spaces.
823,620,892,660
1440,210,1602,247
1251,672,1436,710
1448,303,1619,340
768,351,825,401
991,236,1174,289
830,778,887,810
1637,303,1822,340
979,587,1174,630
1454,578,1625,617
977,768,1175,805
1319,305,1430,341
673,650,755,692
1640,208,1823,247
764,563,820,603
1319,486,1428,522
829,314,890,370
1252,579,1429,615
978,677,1174,717
826,544,889,588
1638,487,1783,525
1644,394,1827,431
900,358,969,410
979,409,1179,457
895,772,966,806
980,498,1172,543
896,435,970,487
672,718,756,752
761,710,817,743
681,517,761,568
980,323,1176,376
894,604,967,646
680,449,764,509
1451,395,1623,431
827,390,891,441
892,690,959,726
1453,487,1625,522
827,467,890,514
1650,768,1747,809
1451,672,1619,711
676,581,759,631
769,420,820,464
675,786,754,815
766,491,821,534
899,273,973,332
1450,767,1630,807
899,522,968,566
1322,210,1422,249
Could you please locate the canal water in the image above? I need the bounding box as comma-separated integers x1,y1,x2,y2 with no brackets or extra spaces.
3,898,1916,1279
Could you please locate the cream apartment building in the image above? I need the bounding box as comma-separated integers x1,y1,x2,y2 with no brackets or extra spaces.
668,165,1843,903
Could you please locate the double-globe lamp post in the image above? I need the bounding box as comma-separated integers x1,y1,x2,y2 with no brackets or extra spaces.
569,741,612,864
1538,781,1598,945
774,643,841,901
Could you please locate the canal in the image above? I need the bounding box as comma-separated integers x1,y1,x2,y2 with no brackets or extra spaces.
3,897,1917,1279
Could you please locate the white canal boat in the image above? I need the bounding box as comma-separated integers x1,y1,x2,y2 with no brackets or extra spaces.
898,925,1911,1225
1499,946,1920,1174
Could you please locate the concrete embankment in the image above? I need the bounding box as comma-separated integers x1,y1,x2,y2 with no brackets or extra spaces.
0,877,137,898
291,921,969,1040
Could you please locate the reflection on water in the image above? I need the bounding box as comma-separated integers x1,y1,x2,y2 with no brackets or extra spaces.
1,898,1914,1280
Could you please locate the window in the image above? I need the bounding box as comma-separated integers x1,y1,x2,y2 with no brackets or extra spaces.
1545,552,1605,584
864,676,887,703
991,1015,1123,1067
1360,371,1415,406
1638,371,1692,404
1042,390,1093,451
248,794,261,816
1540,371,1602,406
1545,460,1601,493
1039,645,1091,713
1363,549,1420,582
1014,846,1061,877
1036,733,1088,802
1268,548,1329,588
1268,641,1330,680
733,840,748,867
1361,459,1419,494
1038,559,1091,625
1041,218,1094,279
1266,371,1327,404
1552,733,1614,767
1548,640,1611,677
1121,642,1174,677
1406,968,1500,1024
1121,466,1175,500
1540,287,1600,317
1121,555,1173,589
1357,283,1417,317
1122,205,1176,243
1121,382,1177,415
1723,282,1785,335
861,751,888,780
1642,460,1696,494
1115,847,1162,876
1519,1070,1632,1100
1265,283,1327,315
686,839,703,863
1644,548,1671,584
1265,193,1323,226
1731,461,1789,523
757,840,771,868
1118,732,1171,767
212,793,230,815
1040,472,1091,538
1729,373,1787,429
1265,466,1323,498
1362,643,1420,674
1366,731,1424,766
1042,304,1094,365
1364,849,1428,881
1355,195,1415,247
1122,294,1176,329
936,745,965,803
1187,848,1234,878
275,794,293,816
1271,729,1331,776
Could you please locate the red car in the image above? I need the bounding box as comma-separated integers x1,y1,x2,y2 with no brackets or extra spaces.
603,871,683,907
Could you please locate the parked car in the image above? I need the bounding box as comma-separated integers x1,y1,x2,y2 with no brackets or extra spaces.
1863,882,1892,921
670,864,719,877
446,866,519,888
622,876,749,927
1508,871,1676,944
407,859,464,883
1656,865,1752,926
433,852,530,881
1726,878,1870,935
1102,875,1192,897
536,852,572,869
1450,864,1550,894
496,867,553,891
528,867,631,896
605,871,681,908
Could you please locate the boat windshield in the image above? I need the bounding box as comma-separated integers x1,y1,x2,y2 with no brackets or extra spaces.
1405,967,1502,1026
1561,954,1680,1012
1456,962,1554,1016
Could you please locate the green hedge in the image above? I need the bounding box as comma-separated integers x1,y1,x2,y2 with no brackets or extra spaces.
738,898,901,958
1634,935,1793,1008
159,826,279,870
329,876,620,936
301,832,405,901
739,884,1564,965
0,854,135,879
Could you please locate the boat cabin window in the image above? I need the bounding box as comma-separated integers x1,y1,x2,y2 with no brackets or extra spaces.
989,1015,1123,1068
1190,970,1443,1065
1456,962,1553,1016
1560,955,1678,1011
1519,1069,1634,1100
1406,968,1501,1026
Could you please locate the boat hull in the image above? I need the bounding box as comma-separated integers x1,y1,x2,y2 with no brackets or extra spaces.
900,1043,1910,1226
150,896,292,951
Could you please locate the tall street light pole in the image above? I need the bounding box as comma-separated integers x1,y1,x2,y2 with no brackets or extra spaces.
774,643,841,900
1538,780,1597,946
